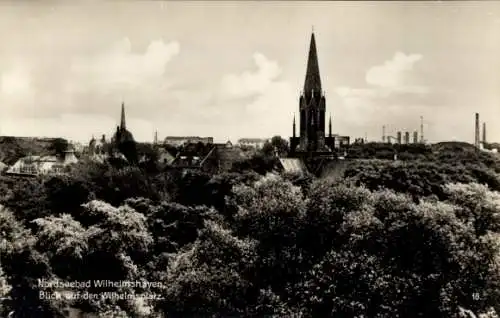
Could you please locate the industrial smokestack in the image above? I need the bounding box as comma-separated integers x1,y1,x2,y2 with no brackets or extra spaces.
475,113,480,148
404,131,410,144
482,122,486,145
382,125,386,143
420,116,424,143
413,131,418,144
397,131,402,144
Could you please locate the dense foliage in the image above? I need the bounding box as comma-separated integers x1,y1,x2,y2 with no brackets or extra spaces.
48,138,69,157
262,135,290,157
0,137,68,165
0,142,499,317
343,143,500,201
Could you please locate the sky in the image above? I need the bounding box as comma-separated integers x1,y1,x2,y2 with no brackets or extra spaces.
0,1,499,144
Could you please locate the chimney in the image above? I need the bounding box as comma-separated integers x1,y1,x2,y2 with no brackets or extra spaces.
420,116,424,143
397,131,402,144
475,113,480,148
482,122,486,145
413,131,418,144
404,131,410,144
382,125,386,143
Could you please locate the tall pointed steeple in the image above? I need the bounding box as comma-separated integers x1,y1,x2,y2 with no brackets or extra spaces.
120,102,126,130
294,29,329,154
329,114,332,137
304,32,322,93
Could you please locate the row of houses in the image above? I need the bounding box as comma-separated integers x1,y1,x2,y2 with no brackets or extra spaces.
165,140,250,173
0,136,284,178
83,136,246,172
162,136,269,149
163,136,214,147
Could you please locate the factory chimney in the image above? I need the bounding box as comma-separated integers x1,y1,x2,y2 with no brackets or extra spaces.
413,131,418,144
482,122,487,145
397,131,402,145
420,116,424,143
475,113,480,148
382,125,386,143
404,131,410,144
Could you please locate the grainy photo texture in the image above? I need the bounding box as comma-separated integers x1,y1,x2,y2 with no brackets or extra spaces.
0,1,499,318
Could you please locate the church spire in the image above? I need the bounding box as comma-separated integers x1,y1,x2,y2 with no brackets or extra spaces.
293,113,296,138
329,114,332,137
304,31,322,93
120,102,126,130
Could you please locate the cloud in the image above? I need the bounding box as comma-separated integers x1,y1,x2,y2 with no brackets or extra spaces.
0,66,37,117
68,38,180,92
366,52,427,94
220,52,282,99
335,52,427,105
332,51,429,137
213,53,295,138
335,87,381,99
0,38,183,141
366,52,422,88
0,38,181,118
1,67,32,96
336,52,427,98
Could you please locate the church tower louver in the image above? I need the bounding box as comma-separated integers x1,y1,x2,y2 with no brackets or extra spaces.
290,31,348,157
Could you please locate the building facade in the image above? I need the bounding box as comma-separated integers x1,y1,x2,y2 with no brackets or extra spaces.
6,147,78,177
237,138,269,149
289,32,350,157
168,140,245,173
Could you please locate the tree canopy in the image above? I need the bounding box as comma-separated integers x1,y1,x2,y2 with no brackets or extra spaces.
0,141,499,317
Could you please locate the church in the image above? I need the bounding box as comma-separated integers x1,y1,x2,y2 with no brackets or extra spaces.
87,102,137,163
289,31,350,158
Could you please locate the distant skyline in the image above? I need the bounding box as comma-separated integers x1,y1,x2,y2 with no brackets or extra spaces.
0,1,499,143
